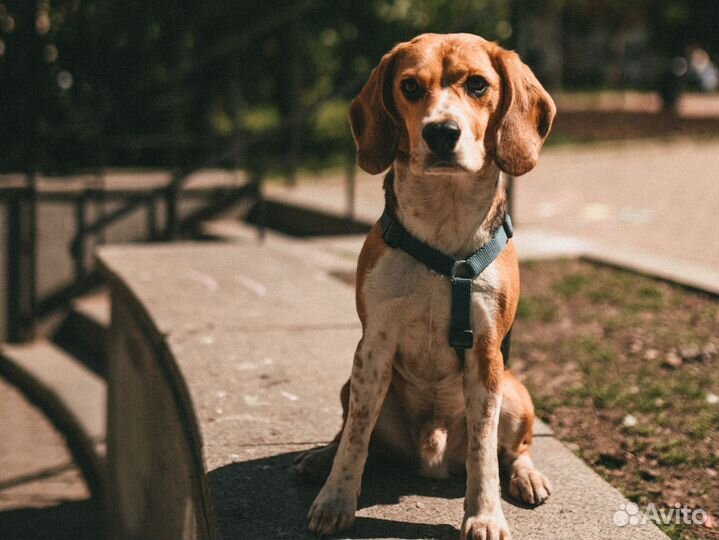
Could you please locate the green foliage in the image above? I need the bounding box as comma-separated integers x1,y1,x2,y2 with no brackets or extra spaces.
0,0,715,172
656,518,690,540
0,0,516,172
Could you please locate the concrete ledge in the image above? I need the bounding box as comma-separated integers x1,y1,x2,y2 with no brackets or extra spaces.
98,242,668,540
100,262,215,540
581,240,719,295
512,227,719,295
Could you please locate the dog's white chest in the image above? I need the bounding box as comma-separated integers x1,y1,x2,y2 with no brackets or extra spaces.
365,249,499,376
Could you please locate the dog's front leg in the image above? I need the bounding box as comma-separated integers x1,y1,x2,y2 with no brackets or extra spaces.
461,334,511,540
307,333,395,537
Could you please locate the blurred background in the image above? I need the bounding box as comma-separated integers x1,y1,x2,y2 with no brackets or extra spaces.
1,0,717,333
0,2,717,540
0,0,717,175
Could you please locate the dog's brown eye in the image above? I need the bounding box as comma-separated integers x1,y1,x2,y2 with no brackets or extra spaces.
466,76,489,97
400,78,424,101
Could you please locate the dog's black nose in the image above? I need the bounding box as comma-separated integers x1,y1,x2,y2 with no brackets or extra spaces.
422,121,461,156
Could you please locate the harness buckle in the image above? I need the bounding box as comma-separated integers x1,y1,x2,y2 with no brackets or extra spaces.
451,260,473,278
449,328,473,349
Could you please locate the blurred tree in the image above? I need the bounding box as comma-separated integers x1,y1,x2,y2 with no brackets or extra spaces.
558,0,717,107
0,0,515,174
647,0,718,110
0,0,714,174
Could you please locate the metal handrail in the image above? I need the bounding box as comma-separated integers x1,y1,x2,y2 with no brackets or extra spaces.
2,164,263,342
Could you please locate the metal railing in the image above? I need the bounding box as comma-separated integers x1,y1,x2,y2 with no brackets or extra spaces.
2,179,36,343
1,167,263,343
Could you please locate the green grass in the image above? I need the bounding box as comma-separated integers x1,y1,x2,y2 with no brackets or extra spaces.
658,522,690,540
551,265,668,312
516,295,558,322
552,272,590,298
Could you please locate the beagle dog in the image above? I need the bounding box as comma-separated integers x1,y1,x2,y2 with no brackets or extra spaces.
295,33,556,540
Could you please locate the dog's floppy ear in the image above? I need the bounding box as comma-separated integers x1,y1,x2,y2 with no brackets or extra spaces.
492,48,556,176
348,47,401,174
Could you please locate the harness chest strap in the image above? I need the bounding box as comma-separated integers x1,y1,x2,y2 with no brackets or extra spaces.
379,209,513,359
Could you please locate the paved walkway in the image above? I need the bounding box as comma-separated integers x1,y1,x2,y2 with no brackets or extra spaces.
0,378,102,540
266,138,719,292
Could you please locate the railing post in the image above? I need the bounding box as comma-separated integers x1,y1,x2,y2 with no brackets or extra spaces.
255,173,266,242
91,173,107,245
74,191,87,282
6,180,36,342
164,183,178,240
146,194,158,240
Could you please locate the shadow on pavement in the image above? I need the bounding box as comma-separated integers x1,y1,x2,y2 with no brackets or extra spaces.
0,499,104,540
212,448,523,539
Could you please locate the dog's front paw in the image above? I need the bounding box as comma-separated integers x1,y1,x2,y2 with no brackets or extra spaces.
307,485,356,537
509,468,552,506
461,510,511,540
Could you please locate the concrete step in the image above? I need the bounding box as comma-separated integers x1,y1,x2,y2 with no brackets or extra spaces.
0,339,106,499
52,289,111,377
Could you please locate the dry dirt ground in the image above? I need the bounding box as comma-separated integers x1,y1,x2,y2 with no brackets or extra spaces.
549,92,718,144
551,110,718,144
512,259,718,540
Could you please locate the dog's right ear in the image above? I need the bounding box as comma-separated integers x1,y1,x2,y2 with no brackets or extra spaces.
348,47,401,174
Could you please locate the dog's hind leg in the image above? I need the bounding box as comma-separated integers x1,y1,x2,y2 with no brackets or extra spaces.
498,370,552,505
295,376,416,482
294,443,339,483
294,380,350,482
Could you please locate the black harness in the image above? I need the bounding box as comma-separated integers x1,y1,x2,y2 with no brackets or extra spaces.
379,208,514,365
